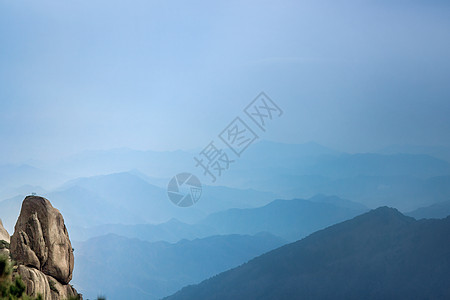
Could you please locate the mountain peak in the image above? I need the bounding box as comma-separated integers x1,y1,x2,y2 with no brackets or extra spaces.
326,206,416,235
364,206,414,222
370,206,403,215
165,206,450,300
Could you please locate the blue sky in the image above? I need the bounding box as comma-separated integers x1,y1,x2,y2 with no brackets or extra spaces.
1,0,450,163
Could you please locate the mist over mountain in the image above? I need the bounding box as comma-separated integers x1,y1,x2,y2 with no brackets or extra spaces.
68,195,365,243
199,196,367,241
407,200,450,220
49,148,195,179
3,141,449,212
286,174,450,211
66,194,370,299
69,218,216,243
2,141,450,234
0,194,24,233
31,141,340,180
0,164,65,197
0,171,277,231
72,233,285,300
379,144,450,163
1,142,449,300
166,208,450,300
2,1,450,299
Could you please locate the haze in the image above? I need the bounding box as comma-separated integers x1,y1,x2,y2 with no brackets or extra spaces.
1,0,450,163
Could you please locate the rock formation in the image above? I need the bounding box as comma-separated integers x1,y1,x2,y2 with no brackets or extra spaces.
0,219,10,258
8,195,82,300
0,219,10,244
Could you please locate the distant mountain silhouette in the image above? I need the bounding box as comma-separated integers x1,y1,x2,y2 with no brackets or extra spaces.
407,200,450,219
200,195,367,241
308,194,367,210
379,144,450,163
222,146,450,210
53,147,195,178
47,171,276,227
166,207,450,300
0,194,25,233
293,174,450,211
72,233,285,300
306,153,450,178
4,142,450,213
51,141,340,179
70,218,217,243
0,164,66,196
68,195,366,243
0,171,274,231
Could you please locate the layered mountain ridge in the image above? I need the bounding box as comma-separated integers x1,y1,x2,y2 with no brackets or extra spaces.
166,207,450,300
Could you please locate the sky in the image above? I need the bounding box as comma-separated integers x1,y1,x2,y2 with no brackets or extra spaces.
1,0,450,163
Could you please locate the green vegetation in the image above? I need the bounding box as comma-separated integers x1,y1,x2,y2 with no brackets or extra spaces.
64,296,81,300
0,241,9,250
0,255,43,300
48,280,57,293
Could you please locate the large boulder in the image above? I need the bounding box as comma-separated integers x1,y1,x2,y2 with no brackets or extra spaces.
10,196,74,284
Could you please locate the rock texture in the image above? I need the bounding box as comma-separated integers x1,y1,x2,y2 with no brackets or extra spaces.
8,196,81,300
11,196,74,284
0,219,10,243
15,265,51,298
14,265,79,300
0,219,10,258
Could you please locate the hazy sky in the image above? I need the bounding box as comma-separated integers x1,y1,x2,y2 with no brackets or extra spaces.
1,0,450,163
